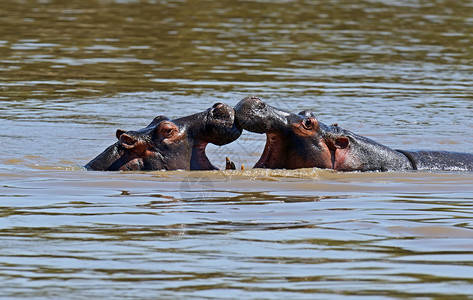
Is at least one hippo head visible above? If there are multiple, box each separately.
[235,97,414,171]
[234,96,349,170]
[85,103,242,171]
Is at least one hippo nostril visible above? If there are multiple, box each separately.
[244,97,265,109]
[211,103,231,119]
[212,109,229,119]
[254,99,265,109]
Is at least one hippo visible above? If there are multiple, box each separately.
[85,103,242,171]
[234,96,473,172]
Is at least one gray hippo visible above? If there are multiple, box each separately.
[85,103,242,171]
[234,96,473,172]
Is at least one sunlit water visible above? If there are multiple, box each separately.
[1,0,473,299]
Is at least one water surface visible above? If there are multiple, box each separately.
[1,0,473,298]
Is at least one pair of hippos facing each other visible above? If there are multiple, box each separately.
[85,97,473,172]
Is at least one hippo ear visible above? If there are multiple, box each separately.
[118,133,138,149]
[116,129,126,140]
[335,137,349,149]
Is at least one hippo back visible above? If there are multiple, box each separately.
[397,150,473,171]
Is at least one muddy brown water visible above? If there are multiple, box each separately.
[1,0,473,298]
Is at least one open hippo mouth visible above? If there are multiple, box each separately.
[234,96,334,169]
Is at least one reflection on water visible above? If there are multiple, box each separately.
[1,0,473,298]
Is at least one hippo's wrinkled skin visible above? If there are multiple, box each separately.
[85,103,242,171]
[235,96,473,172]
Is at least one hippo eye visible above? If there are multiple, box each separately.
[164,128,174,138]
[302,118,312,130]
[156,121,180,140]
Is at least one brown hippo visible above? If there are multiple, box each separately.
[234,96,473,172]
[85,103,242,171]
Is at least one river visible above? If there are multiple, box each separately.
[1,0,473,298]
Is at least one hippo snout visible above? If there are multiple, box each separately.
[234,96,266,114]
[210,102,232,120]
[235,96,289,133]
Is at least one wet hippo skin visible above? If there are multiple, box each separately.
[85,103,242,171]
[234,96,473,172]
